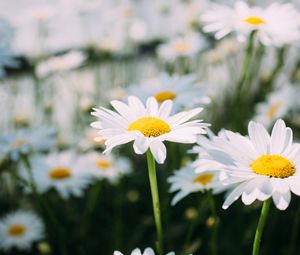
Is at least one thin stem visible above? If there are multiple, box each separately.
[252,199,271,255]
[207,191,218,255]
[146,150,164,255]
[236,30,256,95]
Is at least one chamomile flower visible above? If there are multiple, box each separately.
[254,85,295,128]
[168,163,224,205]
[204,119,300,210]
[125,73,210,111]
[83,152,132,183]
[114,247,175,255]
[20,151,92,199]
[201,2,300,46]
[157,33,206,61]
[0,127,56,161]
[0,210,44,251]
[91,96,209,164]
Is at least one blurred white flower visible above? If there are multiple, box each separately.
[168,163,225,205]
[0,210,44,251]
[157,33,206,61]
[254,85,295,128]
[126,73,210,111]
[0,127,56,161]
[82,152,131,184]
[201,2,300,46]
[20,151,92,199]
[35,51,86,77]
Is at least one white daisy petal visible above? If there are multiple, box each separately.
[150,140,167,164]
[248,121,270,154]
[272,191,291,210]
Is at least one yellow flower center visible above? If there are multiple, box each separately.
[174,41,190,53]
[193,174,213,185]
[244,16,266,25]
[128,117,171,137]
[49,167,71,180]
[7,224,26,237]
[154,91,176,103]
[251,155,295,178]
[267,103,281,118]
[96,159,111,169]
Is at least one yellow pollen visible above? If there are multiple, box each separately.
[244,16,266,25]
[267,103,281,118]
[8,224,26,237]
[193,174,213,185]
[96,159,111,169]
[49,167,71,180]
[154,91,176,103]
[128,117,171,137]
[174,41,190,53]
[251,155,295,178]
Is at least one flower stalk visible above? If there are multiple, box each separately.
[146,150,164,255]
[252,199,271,255]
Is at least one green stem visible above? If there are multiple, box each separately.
[207,191,218,255]
[146,150,164,255]
[252,199,271,255]
[237,30,256,95]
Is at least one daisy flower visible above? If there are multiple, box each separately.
[0,127,56,161]
[114,247,175,255]
[19,151,92,199]
[91,96,209,164]
[157,33,206,61]
[168,163,224,205]
[83,152,132,184]
[204,119,300,210]
[125,73,210,111]
[201,2,300,46]
[0,210,44,251]
[254,85,295,128]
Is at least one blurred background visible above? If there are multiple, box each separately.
[0,0,300,255]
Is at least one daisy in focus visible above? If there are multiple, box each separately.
[91,96,209,164]
[168,163,224,205]
[203,119,300,210]
[157,33,206,61]
[83,152,132,184]
[19,151,92,199]
[125,73,210,111]
[114,247,175,255]
[201,2,300,46]
[0,127,56,161]
[0,210,44,251]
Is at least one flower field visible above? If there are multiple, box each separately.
[0,1,300,255]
